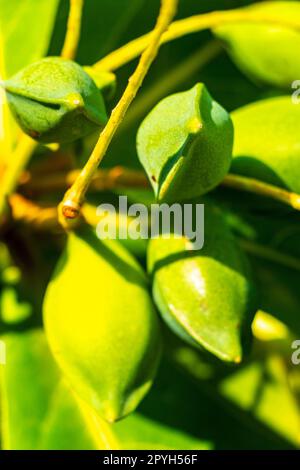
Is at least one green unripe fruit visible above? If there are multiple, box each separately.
[148,205,257,363]
[137,83,233,203]
[231,96,300,193]
[213,2,300,89]
[3,57,107,143]
[43,228,161,422]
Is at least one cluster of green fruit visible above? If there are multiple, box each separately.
[2,0,300,425]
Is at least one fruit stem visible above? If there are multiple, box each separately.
[61,0,84,60]
[59,0,178,229]
[8,195,300,274]
[120,39,222,134]
[93,9,300,72]
[25,162,300,213]
[222,174,300,211]
[22,166,149,195]
[239,239,300,273]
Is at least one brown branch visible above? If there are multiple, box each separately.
[21,166,149,196]
[8,194,59,231]
[22,167,300,213]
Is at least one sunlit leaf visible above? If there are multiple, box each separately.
[213,2,300,88]
[0,0,59,156]
[0,329,107,449]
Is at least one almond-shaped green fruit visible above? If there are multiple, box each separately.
[148,204,257,363]
[2,57,107,143]
[43,228,161,422]
[231,96,300,193]
[213,2,300,88]
[137,83,233,203]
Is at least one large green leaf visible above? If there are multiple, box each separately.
[231,96,300,194]
[0,0,59,79]
[49,0,147,65]
[0,0,59,156]
[114,355,293,450]
[213,2,300,88]
[249,258,300,337]
[0,329,106,450]
[167,336,299,448]
[219,353,300,447]
[221,210,300,336]
[0,248,33,327]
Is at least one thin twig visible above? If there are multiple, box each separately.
[121,40,221,133]
[93,9,300,72]
[61,0,84,60]
[223,174,300,211]
[239,238,300,273]
[22,166,148,195]
[8,194,58,231]
[59,0,178,228]
[0,0,84,218]
[24,165,300,213]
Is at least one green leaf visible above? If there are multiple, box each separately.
[219,354,300,447]
[231,96,300,194]
[113,357,212,450]
[0,0,59,156]
[114,355,293,450]
[37,382,102,450]
[0,285,32,325]
[137,83,233,203]
[168,338,299,448]
[0,247,33,327]
[250,258,300,337]
[0,329,108,450]
[147,203,257,363]
[213,1,300,88]
[0,0,59,79]
[43,227,161,422]
[221,210,300,335]
[75,0,147,63]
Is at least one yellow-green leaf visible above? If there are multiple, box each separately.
[213,2,300,88]
[0,329,107,449]
[231,96,300,194]
[0,0,59,156]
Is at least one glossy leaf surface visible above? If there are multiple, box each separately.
[0,330,102,449]
[0,0,59,156]
[231,96,300,193]
[213,2,300,88]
